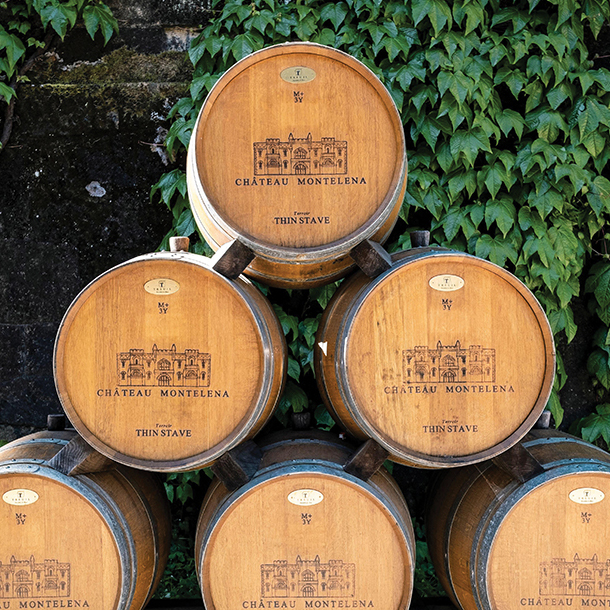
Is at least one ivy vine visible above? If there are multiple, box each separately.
[0,0,118,151]
[148,0,610,599]
[152,0,610,433]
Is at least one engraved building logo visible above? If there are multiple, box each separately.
[539,554,610,597]
[260,555,355,599]
[117,344,211,387]
[254,133,348,176]
[0,556,70,599]
[402,340,496,384]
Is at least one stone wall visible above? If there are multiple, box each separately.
[0,0,210,440]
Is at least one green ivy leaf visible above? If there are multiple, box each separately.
[591,264,610,311]
[497,109,525,140]
[484,197,516,235]
[546,82,572,110]
[295,14,318,40]
[412,0,451,36]
[313,27,336,46]
[494,67,528,98]
[287,357,301,382]
[175,208,196,236]
[555,163,590,193]
[587,176,610,216]
[277,381,309,414]
[549,221,580,267]
[0,28,25,72]
[580,404,610,445]
[481,164,506,200]
[436,206,464,241]
[582,131,606,158]
[248,9,275,35]
[518,207,547,238]
[578,98,602,140]
[549,306,578,342]
[475,234,518,267]
[526,106,567,143]
[231,33,260,61]
[0,81,16,103]
[320,2,349,30]
[309,284,340,309]
[82,3,117,44]
[273,305,299,342]
[450,129,491,167]
[545,390,564,427]
[314,404,335,430]
[150,169,187,207]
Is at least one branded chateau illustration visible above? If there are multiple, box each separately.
[540,554,610,597]
[253,133,348,176]
[117,344,211,387]
[260,555,355,598]
[402,340,496,384]
[0,556,70,599]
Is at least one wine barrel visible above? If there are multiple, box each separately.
[54,251,287,472]
[187,42,407,288]
[426,430,610,610]
[314,247,555,468]
[195,432,416,609]
[0,430,170,609]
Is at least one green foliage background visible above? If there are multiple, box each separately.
[150,0,610,598]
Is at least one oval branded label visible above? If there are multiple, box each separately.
[288,489,324,506]
[144,278,180,295]
[3,489,39,506]
[569,488,605,505]
[280,67,316,84]
[429,274,465,292]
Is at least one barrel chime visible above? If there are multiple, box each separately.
[3,41,603,610]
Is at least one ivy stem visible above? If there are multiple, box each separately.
[1,29,57,154]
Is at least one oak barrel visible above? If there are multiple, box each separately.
[426,430,610,610]
[54,251,287,472]
[0,430,170,609]
[314,247,555,468]
[187,42,407,288]
[195,432,416,609]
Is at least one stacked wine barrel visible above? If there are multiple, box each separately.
[5,40,608,610]
[0,429,171,609]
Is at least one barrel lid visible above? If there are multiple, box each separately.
[188,42,406,260]
[0,469,123,607]
[54,253,281,471]
[337,250,555,466]
[483,470,610,609]
[198,468,413,610]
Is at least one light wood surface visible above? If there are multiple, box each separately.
[54,252,286,471]
[187,42,407,288]
[0,431,171,609]
[426,431,610,610]
[195,433,415,609]
[315,247,555,467]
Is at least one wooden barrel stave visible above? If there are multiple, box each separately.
[195,433,416,610]
[0,431,170,609]
[315,247,555,468]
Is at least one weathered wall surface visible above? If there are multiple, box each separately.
[0,0,210,440]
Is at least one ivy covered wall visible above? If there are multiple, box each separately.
[153,0,610,442]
